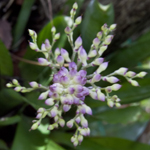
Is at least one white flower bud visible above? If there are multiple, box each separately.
[96,62,108,73]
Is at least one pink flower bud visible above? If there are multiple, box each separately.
[38,91,49,100]
[78,135,83,143]
[64,26,71,34]
[38,58,50,66]
[91,73,101,83]
[50,107,58,117]
[93,38,100,46]
[88,50,97,58]
[129,79,139,86]
[45,39,51,51]
[61,48,71,62]
[29,81,38,88]
[36,113,42,119]
[92,58,104,65]
[75,37,82,49]
[97,89,105,101]
[63,104,71,112]
[80,115,88,128]
[37,108,45,113]
[96,62,108,73]
[78,46,87,65]
[59,119,65,127]
[125,71,136,77]
[67,119,74,128]
[111,84,122,91]
[57,55,64,66]
[54,48,60,57]
[75,117,81,123]
[115,67,128,75]
[45,98,54,106]
[103,76,119,83]
[97,31,102,39]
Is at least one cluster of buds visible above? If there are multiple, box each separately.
[6,2,147,147]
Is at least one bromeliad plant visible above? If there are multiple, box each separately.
[7,2,147,147]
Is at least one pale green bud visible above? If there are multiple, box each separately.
[54,33,60,40]
[6,83,13,87]
[12,79,19,85]
[31,122,39,130]
[136,72,147,78]
[109,24,117,31]
[129,79,139,86]
[51,26,56,34]
[73,2,78,9]
[75,16,82,25]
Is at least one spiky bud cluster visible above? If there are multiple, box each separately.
[6,2,147,147]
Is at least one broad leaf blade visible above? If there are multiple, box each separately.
[0,41,13,76]
[81,0,114,51]
[13,0,35,45]
[11,116,65,150]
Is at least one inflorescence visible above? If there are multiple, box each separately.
[6,2,147,147]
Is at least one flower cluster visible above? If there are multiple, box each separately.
[6,2,147,147]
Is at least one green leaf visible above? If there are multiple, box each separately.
[114,77,150,104]
[107,31,150,73]
[0,89,23,116]
[0,115,20,126]
[11,116,65,150]
[0,139,9,150]
[103,121,148,140]
[81,0,114,51]
[50,132,150,150]
[93,106,142,124]
[13,0,35,45]
[0,40,13,76]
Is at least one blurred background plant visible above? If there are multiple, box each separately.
[0,0,150,149]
